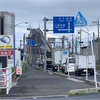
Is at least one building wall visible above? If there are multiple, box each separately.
[93,40,100,65]
[81,40,100,65]
[0,11,15,35]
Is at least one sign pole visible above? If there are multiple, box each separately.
[23,34,25,57]
[43,17,47,72]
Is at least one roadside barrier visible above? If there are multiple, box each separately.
[0,67,12,94]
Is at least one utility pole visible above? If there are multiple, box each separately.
[75,38,77,54]
[23,34,25,49]
[43,17,47,72]
[93,32,95,41]
[92,17,100,64]
[67,38,70,56]
[23,34,25,57]
[72,35,74,56]
[62,36,65,48]
[20,40,22,50]
[97,17,100,65]
[78,29,82,54]
[43,17,52,72]
[97,17,99,39]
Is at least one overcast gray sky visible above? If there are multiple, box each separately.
[0,0,99,47]
[0,0,99,24]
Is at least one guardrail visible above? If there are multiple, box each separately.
[0,67,12,94]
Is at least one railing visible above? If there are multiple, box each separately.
[0,67,12,94]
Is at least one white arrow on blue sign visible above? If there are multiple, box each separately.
[53,16,74,33]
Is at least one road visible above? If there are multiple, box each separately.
[1,94,100,100]
[72,70,100,82]
[0,66,94,98]
[0,67,99,99]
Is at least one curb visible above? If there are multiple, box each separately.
[53,72,69,78]
[84,79,100,87]
[53,72,100,86]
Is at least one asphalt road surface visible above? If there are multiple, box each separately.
[0,66,94,98]
[1,94,100,100]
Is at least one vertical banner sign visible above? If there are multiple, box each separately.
[2,70,6,87]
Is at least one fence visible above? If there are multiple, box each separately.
[0,67,12,94]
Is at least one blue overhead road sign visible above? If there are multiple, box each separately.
[53,16,74,33]
[27,39,38,46]
[74,11,87,26]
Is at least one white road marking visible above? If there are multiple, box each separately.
[33,95,68,98]
[48,70,53,74]
[96,72,100,75]
[67,77,84,82]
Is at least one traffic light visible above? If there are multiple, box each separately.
[77,41,83,44]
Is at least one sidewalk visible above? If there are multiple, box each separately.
[2,65,94,97]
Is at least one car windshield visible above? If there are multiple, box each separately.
[69,58,75,63]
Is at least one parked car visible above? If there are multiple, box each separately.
[52,64,62,72]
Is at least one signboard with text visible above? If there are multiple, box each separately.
[0,50,14,56]
[0,35,13,49]
[53,16,74,33]
[27,39,38,46]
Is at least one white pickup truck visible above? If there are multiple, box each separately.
[61,57,75,74]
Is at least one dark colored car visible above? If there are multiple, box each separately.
[52,64,62,72]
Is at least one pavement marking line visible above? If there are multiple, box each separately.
[48,70,53,74]
[33,97,38,99]
[11,81,18,87]
[0,95,68,99]
[74,76,83,79]
[32,95,68,99]
[67,77,84,82]
[96,72,100,75]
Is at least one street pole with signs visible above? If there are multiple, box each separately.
[43,16,74,73]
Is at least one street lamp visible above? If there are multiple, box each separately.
[14,22,28,48]
[84,27,89,81]
[80,29,97,89]
[15,22,28,27]
[77,26,89,80]
[14,22,28,67]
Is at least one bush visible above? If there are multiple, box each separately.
[67,88,98,96]
[22,66,27,72]
[0,89,6,95]
[35,66,43,71]
[96,65,100,70]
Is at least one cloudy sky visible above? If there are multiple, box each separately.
[0,0,100,47]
